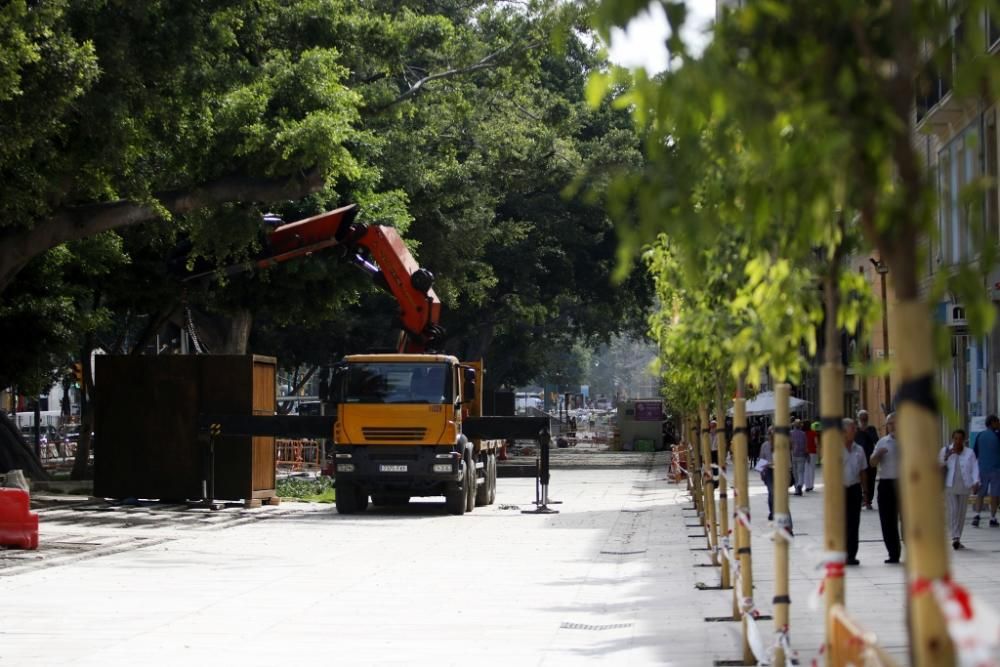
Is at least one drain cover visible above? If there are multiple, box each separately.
[560,622,633,631]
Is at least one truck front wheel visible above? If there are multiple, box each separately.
[336,481,360,515]
[445,462,467,515]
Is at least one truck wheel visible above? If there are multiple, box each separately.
[487,453,497,505]
[445,462,467,515]
[464,454,476,513]
[475,454,490,507]
[336,481,359,514]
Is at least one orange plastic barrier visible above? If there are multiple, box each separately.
[0,488,39,550]
[828,604,897,667]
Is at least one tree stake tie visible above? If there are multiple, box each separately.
[773,512,794,543]
[910,574,1000,667]
[809,552,846,610]
[769,624,798,667]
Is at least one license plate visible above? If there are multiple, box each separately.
[379,464,408,472]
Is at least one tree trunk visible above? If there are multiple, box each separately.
[716,386,732,592]
[220,308,253,354]
[699,404,719,563]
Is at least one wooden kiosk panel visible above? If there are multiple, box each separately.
[95,355,277,503]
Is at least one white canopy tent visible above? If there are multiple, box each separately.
[727,390,809,417]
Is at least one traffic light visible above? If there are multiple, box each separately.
[72,363,83,387]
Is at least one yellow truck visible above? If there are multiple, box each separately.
[331,356,499,515]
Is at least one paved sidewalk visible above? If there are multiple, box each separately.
[2,458,998,665]
[701,463,1000,665]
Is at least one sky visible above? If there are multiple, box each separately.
[606,0,717,72]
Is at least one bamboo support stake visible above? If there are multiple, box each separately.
[773,384,792,666]
[717,392,732,590]
[733,397,755,665]
[820,363,845,664]
[690,416,705,523]
[894,301,954,666]
[700,404,718,563]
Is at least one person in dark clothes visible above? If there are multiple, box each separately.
[869,412,901,563]
[855,410,879,509]
[842,418,869,566]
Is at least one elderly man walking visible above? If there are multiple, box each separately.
[790,420,808,496]
[940,428,980,550]
[870,413,901,564]
[842,418,869,566]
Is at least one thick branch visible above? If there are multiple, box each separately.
[371,41,541,112]
[0,168,326,293]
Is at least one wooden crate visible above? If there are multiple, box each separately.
[94,355,277,503]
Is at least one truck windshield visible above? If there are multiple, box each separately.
[343,362,451,404]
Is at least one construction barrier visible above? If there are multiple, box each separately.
[826,604,897,667]
[275,438,323,472]
[0,487,39,550]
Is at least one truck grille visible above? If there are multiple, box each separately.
[361,427,427,442]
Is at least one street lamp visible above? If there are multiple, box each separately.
[870,257,891,413]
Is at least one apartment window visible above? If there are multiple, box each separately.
[986,110,999,243]
[938,121,982,265]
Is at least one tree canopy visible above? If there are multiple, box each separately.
[0,0,652,391]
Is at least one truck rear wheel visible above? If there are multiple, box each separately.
[487,453,497,505]
[445,462,467,515]
[475,454,490,507]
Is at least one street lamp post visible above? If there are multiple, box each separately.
[870,257,891,413]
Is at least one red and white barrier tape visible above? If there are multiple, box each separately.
[809,551,846,611]
[735,508,752,531]
[910,575,1000,667]
[741,596,768,663]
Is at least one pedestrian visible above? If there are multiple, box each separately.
[842,418,869,566]
[972,414,1000,528]
[758,426,775,521]
[790,419,808,496]
[855,410,879,510]
[804,420,819,491]
[749,422,761,468]
[869,412,901,564]
[940,428,979,550]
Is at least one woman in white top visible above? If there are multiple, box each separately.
[940,428,981,550]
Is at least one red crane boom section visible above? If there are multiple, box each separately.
[265,204,442,353]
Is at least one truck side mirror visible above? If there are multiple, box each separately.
[326,365,347,406]
[462,367,477,404]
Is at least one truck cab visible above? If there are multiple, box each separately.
[332,354,498,515]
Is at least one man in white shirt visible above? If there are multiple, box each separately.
[940,428,980,550]
[842,418,869,566]
[869,413,901,564]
